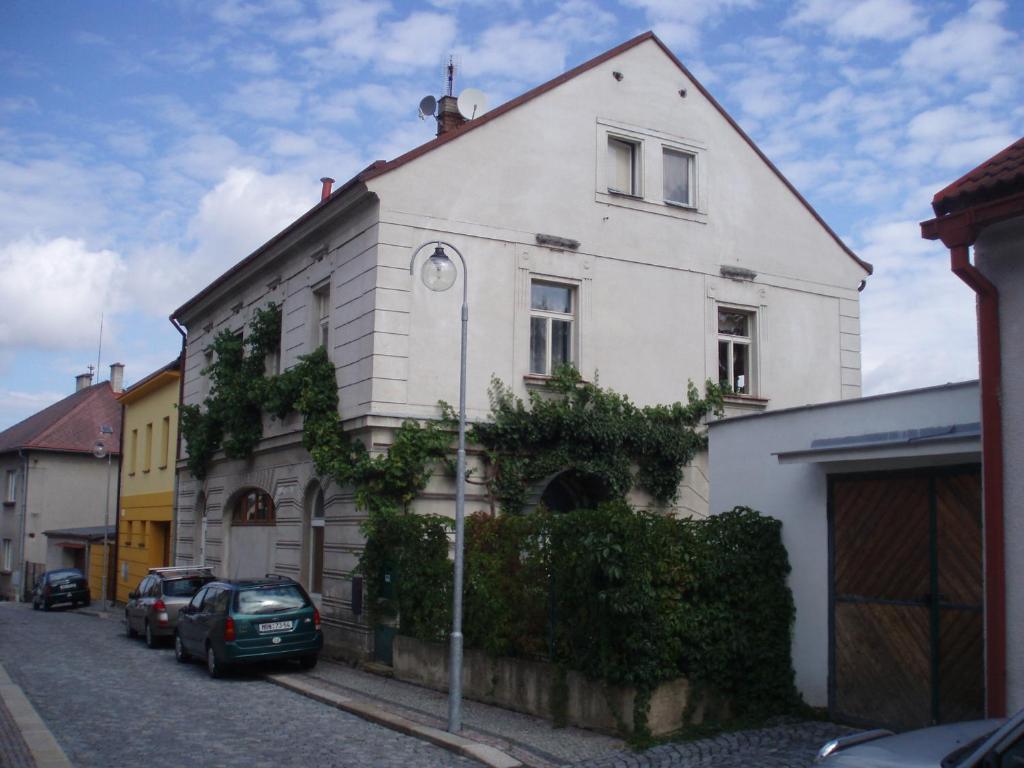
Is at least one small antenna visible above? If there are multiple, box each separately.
[95,311,104,381]
[443,54,461,97]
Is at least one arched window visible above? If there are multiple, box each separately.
[232,488,275,525]
[310,487,325,596]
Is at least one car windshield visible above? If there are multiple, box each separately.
[48,569,82,581]
[163,577,212,597]
[235,585,308,615]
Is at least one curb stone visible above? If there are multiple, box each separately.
[0,661,73,768]
[267,672,522,768]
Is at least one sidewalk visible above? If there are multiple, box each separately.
[0,662,72,768]
[267,659,625,768]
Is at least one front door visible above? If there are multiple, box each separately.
[829,466,983,730]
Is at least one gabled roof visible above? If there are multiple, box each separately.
[172,31,869,321]
[932,137,1024,217]
[118,358,181,406]
[0,382,122,456]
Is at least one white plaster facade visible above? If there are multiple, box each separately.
[172,34,869,659]
[708,381,980,708]
[974,217,1024,712]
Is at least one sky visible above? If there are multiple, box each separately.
[0,0,1021,431]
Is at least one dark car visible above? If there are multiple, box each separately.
[125,566,217,648]
[816,707,1024,767]
[32,568,90,610]
[174,576,322,678]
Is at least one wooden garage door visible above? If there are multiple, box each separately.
[830,466,983,730]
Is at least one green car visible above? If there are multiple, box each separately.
[174,576,322,677]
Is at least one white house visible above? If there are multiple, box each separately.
[171,32,871,659]
[922,135,1024,717]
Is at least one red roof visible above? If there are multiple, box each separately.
[932,137,1024,217]
[0,382,122,455]
[173,31,869,321]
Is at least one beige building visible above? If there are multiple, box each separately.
[114,360,181,603]
[171,32,871,659]
[0,366,123,601]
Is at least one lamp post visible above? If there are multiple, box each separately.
[409,240,468,734]
[93,425,114,610]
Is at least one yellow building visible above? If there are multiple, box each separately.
[114,360,181,603]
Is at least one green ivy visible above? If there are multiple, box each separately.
[472,366,725,513]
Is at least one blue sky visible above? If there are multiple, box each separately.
[1,0,1021,430]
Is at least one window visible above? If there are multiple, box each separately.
[1,539,11,571]
[143,423,153,472]
[530,281,576,376]
[129,429,138,475]
[310,487,325,596]
[313,282,331,354]
[663,148,694,207]
[265,307,282,376]
[607,137,639,195]
[718,308,754,395]
[159,416,170,469]
[232,488,275,525]
[4,470,15,504]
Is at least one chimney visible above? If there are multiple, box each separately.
[320,177,334,201]
[436,95,465,136]
[109,362,124,394]
[76,372,94,392]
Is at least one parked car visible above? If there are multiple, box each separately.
[31,568,90,611]
[816,707,1024,767]
[125,566,216,648]
[174,575,322,678]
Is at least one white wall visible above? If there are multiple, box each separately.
[975,216,1024,712]
[708,381,979,706]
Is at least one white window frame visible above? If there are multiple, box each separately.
[662,146,696,208]
[717,306,756,396]
[607,135,641,196]
[309,487,325,603]
[312,281,331,356]
[4,470,15,503]
[529,279,577,376]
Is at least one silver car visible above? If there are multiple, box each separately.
[816,707,1024,767]
[125,566,216,648]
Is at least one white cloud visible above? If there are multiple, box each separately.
[857,220,978,394]
[622,0,757,50]
[227,78,305,121]
[791,0,927,41]
[0,237,124,349]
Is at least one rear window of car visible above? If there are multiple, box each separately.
[235,585,309,615]
[48,569,82,581]
[162,577,213,597]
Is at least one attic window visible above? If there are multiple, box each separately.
[607,137,639,196]
[663,148,694,207]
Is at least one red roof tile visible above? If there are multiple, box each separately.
[932,137,1024,217]
[0,382,122,455]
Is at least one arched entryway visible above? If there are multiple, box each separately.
[539,469,611,513]
[223,487,275,579]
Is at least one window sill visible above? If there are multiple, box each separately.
[523,373,591,388]
[721,394,769,414]
[3,501,14,508]
[595,190,707,223]
[664,199,697,210]
[231,520,277,527]
[606,189,643,200]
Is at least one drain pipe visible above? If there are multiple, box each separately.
[921,215,1007,718]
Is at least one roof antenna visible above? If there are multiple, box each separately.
[95,311,104,383]
[445,54,457,97]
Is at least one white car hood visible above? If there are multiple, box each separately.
[824,719,1001,767]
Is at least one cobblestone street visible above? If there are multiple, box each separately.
[0,603,479,768]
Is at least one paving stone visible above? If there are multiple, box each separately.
[0,603,479,768]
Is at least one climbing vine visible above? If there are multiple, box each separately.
[472,365,725,513]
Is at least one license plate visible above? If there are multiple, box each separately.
[60,584,75,591]
[258,621,293,633]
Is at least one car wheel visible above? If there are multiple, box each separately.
[41,600,49,612]
[145,622,157,649]
[174,633,189,663]
[206,645,224,678]
[299,654,318,670]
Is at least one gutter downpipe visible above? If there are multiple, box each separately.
[922,212,1006,718]
[170,316,187,566]
[16,449,29,602]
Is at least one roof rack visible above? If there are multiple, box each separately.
[149,565,215,576]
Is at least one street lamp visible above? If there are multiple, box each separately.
[409,240,468,734]
[93,425,114,610]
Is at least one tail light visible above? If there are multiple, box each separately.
[313,607,321,631]
[154,599,169,626]
[224,616,236,642]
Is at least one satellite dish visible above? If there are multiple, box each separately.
[418,95,437,119]
[457,88,487,120]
